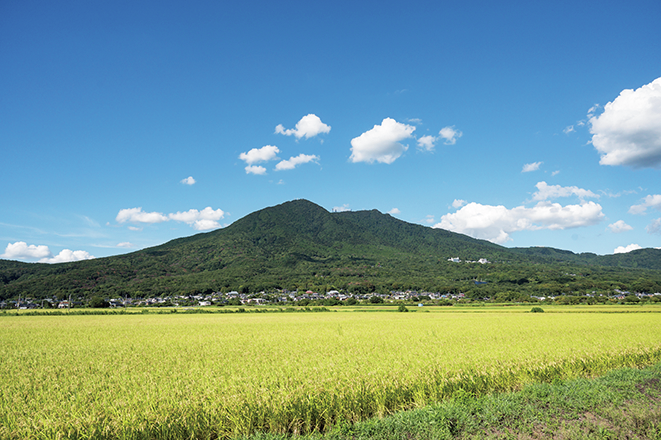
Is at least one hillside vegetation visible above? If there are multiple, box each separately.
[1,199,661,301]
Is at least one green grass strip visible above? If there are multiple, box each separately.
[239,362,661,440]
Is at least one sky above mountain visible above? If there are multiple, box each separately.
[2,0,661,263]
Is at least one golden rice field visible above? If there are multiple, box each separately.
[2,306,661,439]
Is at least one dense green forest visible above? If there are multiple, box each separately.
[1,200,661,302]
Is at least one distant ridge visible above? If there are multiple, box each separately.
[1,199,661,300]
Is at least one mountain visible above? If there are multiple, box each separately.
[1,199,661,300]
[509,246,661,270]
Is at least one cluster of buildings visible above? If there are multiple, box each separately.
[2,289,467,309]
[448,257,490,264]
[3,286,660,310]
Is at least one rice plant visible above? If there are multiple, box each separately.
[1,309,660,439]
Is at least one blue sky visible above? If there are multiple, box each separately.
[2,0,661,263]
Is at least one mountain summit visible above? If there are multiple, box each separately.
[1,199,660,300]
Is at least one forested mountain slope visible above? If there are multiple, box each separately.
[1,200,660,300]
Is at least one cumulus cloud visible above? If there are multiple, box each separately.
[117,206,225,231]
[522,162,543,173]
[532,181,599,202]
[439,126,462,145]
[563,125,575,134]
[452,199,467,209]
[608,220,633,233]
[117,242,134,248]
[614,244,643,254]
[40,249,95,264]
[239,145,279,174]
[388,208,401,215]
[245,165,267,175]
[168,207,225,231]
[589,77,661,168]
[333,204,350,212]
[275,154,319,171]
[275,114,331,139]
[116,208,168,224]
[350,118,415,164]
[239,145,279,164]
[417,135,437,152]
[180,176,196,185]
[1,241,94,263]
[434,200,604,244]
[1,241,51,260]
[629,194,661,215]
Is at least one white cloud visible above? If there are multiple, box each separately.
[239,145,280,175]
[275,114,331,139]
[439,126,462,145]
[350,118,415,164]
[168,207,225,231]
[614,244,643,254]
[423,215,435,224]
[452,199,467,209]
[192,219,221,231]
[522,162,543,173]
[128,226,142,231]
[40,249,95,263]
[434,200,604,244]
[532,181,599,202]
[116,208,169,224]
[333,204,351,212]
[180,176,196,185]
[551,170,561,176]
[1,241,51,260]
[629,194,661,215]
[245,165,267,175]
[239,145,279,165]
[587,105,600,118]
[117,206,225,230]
[388,208,401,215]
[417,135,437,152]
[608,220,633,233]
[275,154,319,171]
[589,77,661,168]
[117,242,134,248]
[1,241,94,263]
[646,218,661,234]
[563,125,575,134]
[601,189,638,198]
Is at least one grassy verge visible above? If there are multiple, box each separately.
[240,362,661,440]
